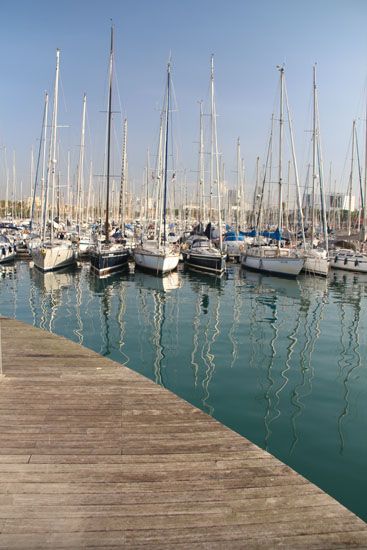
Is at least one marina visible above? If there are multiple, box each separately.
[0,314,366,547]
[1,259,367,530]
[1,1,367,546]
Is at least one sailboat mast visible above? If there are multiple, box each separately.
[363,96,367,242]
[162,61,171,246]
[209,54,214,227]
[76,93,87,232]
[284,76,306,247]
[211,55,223,251]
[105,27,113,245]
[236,138,241,232]
[41,50,59,243]
[198,101,205,226]
[50,49,60,244]
[311,64,317,246]
[348,120,356,237]
[119,118,128,231]
[30,92,48,230]
[277,66,284,249]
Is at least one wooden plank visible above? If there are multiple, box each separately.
[0,316,366,548]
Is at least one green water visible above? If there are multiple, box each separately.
[1,261,367,521]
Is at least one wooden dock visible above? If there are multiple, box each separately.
[0,316,366,548]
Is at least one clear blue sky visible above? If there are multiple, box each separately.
[0,0,366,201]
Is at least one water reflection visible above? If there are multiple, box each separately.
[134,269,182,293]
[330,272,364,454]
[289,279,327,454]
[134,270,181,386]
[88,270,130,358]
[30,267,76,332]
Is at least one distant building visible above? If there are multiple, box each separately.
[303,193,355,212]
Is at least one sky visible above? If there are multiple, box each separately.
[0,0,366,204]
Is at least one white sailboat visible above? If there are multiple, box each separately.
[241,67,304,277]
[331,108,367,273]
[133,61,179,276]
[331,248,367,273]
[32,49,77,272]
[224,138,246,261]
[302,65,330,277]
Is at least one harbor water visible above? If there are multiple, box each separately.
[1,260,367,521]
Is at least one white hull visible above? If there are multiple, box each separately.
[303,250,330,277]
[331,250,367,273]
[0,248,16,264]
[32,243,76,272]
[241,246,304,277]
[134,246,180,274]
[224,239,244,259]
[78,239,93,257]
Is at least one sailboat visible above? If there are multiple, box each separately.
[133,61,180,275]
[331,115,367,273]
[302,65,330,277]
[32,49,77,272]
[223,138,246,261]
[90,27,130,277]
[241,67,304,277]
[182,55,226,275]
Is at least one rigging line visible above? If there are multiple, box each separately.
[338,124,354,195]
[85,106,94,165]
[354,126,364,210]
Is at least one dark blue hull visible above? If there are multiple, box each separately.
[90,249,130,277]
[183,252,226,275]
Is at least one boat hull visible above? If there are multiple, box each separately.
[303,252,330,277]
[183,251,226,275]
[241,249,304,277]
[32,244,76,272]
[133,247,180,275]
[331,251,367,273]
[0,249,16,264]
[224,239,244,261]
[90,248,130,277]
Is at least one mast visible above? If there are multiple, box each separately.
[277,66,284,250]
[105,27,113,245]
[348,120,356,237]
[253,156,260,227]
[76,93,87,232]
[162,61,171,246]
[119,118,128,232]
[30,92,48,230]
[49,48,60,244]
[12,151,16,220]
[4,148,9,220]
[145,149,150,223]
[40,93,49,228]
[209,55,214,227]
[311,64,317,246]
[66,151,70,222]
[29,148,34,218]
[314,66,329,252]
[86,160,93,224]
[211,55,223,251]
[363,96,367,242]
[284,75,306,247]
[198,101,205,226]
[236,137,241,233]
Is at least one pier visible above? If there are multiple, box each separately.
[0,316,366,548]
